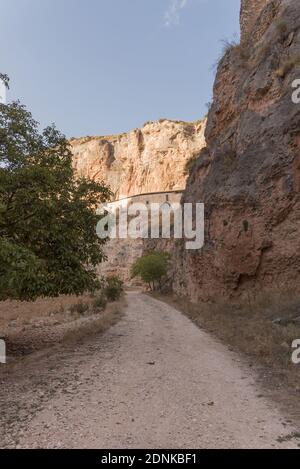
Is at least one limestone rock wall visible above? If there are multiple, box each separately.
[240,0,274,42]
[71,120,206,283]
[98,192,183,283]
[173,0,300,303]
[71,119,206,199]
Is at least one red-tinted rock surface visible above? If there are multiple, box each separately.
[173,0,300,302]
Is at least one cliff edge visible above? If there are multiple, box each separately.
[174,0,300,302]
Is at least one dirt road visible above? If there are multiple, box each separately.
[1,291,299,448]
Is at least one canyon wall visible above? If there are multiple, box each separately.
[173,0,300,303]
[71,119,206,282]
[98,191,183,283]
[71,119,206,199]
[71,0,300,300]
[240,0,275,42]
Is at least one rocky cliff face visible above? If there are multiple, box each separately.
[71,119,206,283]
[71,119,206,199]
[173,0,300,303]
[240,0,274,42]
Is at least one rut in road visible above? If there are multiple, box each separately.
[1,291,298,448]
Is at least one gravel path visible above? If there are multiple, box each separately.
[1,291,298,448]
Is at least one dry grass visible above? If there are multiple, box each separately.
[62,296,126,344]
[0,293,127,359]
[0,294,93,330]
[69,300,90,316]
[153,291,300,395]
[215,39,250,71]
[276,56,300,78]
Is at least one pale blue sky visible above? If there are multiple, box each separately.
[0,0,240,137]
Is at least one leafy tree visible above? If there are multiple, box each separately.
[0,76,112,300]
[131,251,170,291]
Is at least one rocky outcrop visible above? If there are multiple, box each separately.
[173,0,300,303]
[97,191,183,283]
[71,119,206,199]
[240,0,275,43]
[71,120,206,283]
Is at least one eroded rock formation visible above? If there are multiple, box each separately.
[71,1,300,300]
[173,0,300,302]
[240,0,275,42]
[71,119,206,282]
[71,119,206,199]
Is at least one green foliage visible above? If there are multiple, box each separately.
[0,238,46,300]
[131,251,170,290]
[93,293,107,310]
[104,275,124,301]
[0,75,112,301]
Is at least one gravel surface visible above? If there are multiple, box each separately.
[0,291,299,449]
